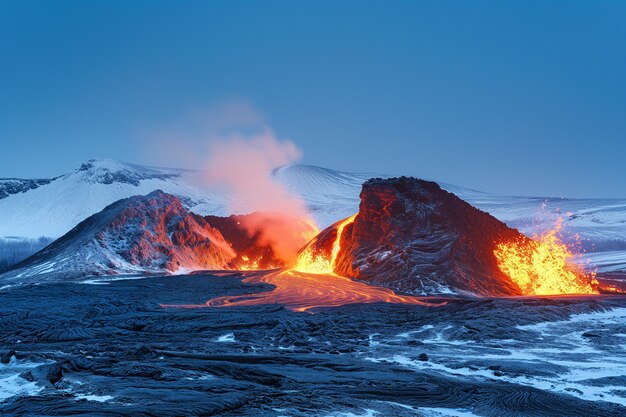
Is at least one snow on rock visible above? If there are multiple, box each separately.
[0,359,46,402]
[0,178,53,199]
[1,191,237,282]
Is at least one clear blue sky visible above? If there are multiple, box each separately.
[0,1,624,198]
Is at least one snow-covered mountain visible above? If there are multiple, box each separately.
[0,159,230,240]
[0,159,368,241]
[1,158,625,272]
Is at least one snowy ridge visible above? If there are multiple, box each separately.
[0,159,231,240]
[74,159,178,185]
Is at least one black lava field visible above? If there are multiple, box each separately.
[2,272,626,417]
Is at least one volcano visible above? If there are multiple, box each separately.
[297,177,531,296]
[1,191,312,282]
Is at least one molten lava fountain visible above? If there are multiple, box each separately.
[292,214,357,274]
[494,219,598,295]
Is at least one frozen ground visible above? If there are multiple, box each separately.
[1,272,626,416]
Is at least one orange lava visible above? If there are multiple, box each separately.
[176,269,444,313]
[494,219,598,295]
[237,256,261,270]
[292,214,357,274]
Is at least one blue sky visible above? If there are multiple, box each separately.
[0,1,624,198]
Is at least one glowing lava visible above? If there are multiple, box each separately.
[238,256,261,270]
[292,214,357,274]
[175,269,444,313]
[494,219,598,295]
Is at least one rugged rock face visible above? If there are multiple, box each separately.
[318,177,527,295]
[1,191,290,282]
[93,191,236,272]
[0,178,53,199]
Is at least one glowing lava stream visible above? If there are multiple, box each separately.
[291,214,357,275]
[179,269,443,313]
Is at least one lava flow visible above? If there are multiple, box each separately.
[494,219,599,295]
[181,269,443,313]
[292,214,357,275]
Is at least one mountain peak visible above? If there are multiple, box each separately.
[78,158,130,172]
[75,159,178,186]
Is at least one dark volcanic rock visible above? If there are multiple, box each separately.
[22,362,65,385]
[1,275,625,416]
[1,349,16,364]
[327,177,527,295]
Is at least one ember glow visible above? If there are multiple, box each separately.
[237,213,319,265]
[238,256,260,270]
[205,133,318,266]
[292,214,357,275]
[494,219,598,295]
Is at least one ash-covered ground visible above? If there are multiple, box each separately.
[1,272,626,416]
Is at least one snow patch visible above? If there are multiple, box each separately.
[324,410,377,417]
[217,333,236,343]
[0,359,47,402]
[75,393,114,402]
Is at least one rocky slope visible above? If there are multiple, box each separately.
[308,177,528,296]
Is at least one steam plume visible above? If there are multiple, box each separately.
[205,127,317,263]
